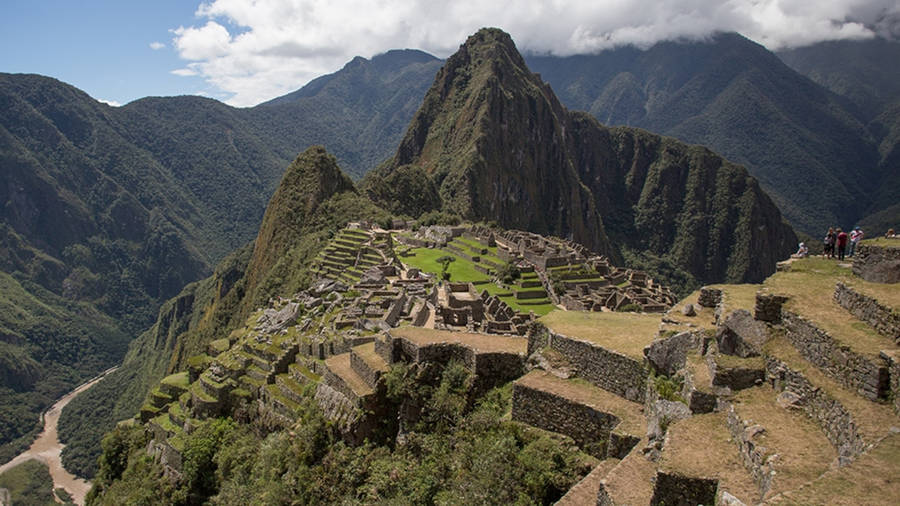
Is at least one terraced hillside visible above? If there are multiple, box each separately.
[89,233,899,505]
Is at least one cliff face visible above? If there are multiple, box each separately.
[365,28,796,286]
[366,29,611,256]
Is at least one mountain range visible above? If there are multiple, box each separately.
[1,27,897,478]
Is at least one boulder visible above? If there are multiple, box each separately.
[644,331,698,376]
[681,303,696,316]
[716,309,770,357]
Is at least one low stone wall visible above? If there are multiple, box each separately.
[649,472,718,506]
[834,282,900,344]
[782,312,889,400]
[708,354,765,391]
[511,382,620,458]
[764,356,865,462]
[381,332,525,393]
[853,244,900,283]
[698,287,723,308]
[724,402,773,499]
[755,293,788,323]
[545,331,648,403]
[883,350,900,416]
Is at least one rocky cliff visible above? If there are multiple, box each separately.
[365,28,796,287]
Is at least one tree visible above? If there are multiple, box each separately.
[436,256,455,281]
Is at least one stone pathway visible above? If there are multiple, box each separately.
[0,367,117,505]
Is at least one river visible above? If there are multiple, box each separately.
[0,367,118,505]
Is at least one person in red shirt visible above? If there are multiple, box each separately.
[836,228,849,261]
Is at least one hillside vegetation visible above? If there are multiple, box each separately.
[365,28,796,290]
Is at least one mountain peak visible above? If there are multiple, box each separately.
[364,28,796,284]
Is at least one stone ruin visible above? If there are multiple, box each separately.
[433,281,534,335]
[468,225,676,313]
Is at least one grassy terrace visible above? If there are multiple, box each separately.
[454,235,498,256]
[844,276,900,313]
[659,412,759,504]
[774,433,900,505]
[763,258,896,358]
[539,311,661,360]
[732,386,835,495]
[481,281,556,316]
[860,237,900,248]
[400,247,491,282]
[161,371,190,390]
[762,337,898,441]
[391,326,528,355]
[400,245,556,316]
[517,370,645,435]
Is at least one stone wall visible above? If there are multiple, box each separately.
[754,293,788,323]
[852,244,900,283]
[511,382,620,458]
[781,312,889,400]
[649,472,718,506]
[724,402,772,499]
[883,350,900,416]
[764,356,865,462]
[381,332,525,394]
[544,330,648,402]
[834,282,900,344]
[698,287,722,308]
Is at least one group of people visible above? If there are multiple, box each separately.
[792,226,865,260]
[823,226,864,260]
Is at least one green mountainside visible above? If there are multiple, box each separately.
[526,33,885,236]
[0,51,439,464]
[58,147,389,477]
[3,27,893,487]
[365,28,796,288]
[777,38,900,235]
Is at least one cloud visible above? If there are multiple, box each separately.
[171,67,199,76]
[149,41,165,50]
[171,0,899,106]
[98,99,122,107]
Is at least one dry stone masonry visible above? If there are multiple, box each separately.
[134,225,899,504]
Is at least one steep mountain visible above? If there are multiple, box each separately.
[57,147,389,477]
[777,38,900,121]
[525,33,879,236]
[365,28,796,288]
[777,38,900,234]
[0,51,438,463]
[249,49,442,179]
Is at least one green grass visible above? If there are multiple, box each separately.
[539,311,661,360]
[763,257,894,357]
[860,237,900,248]
[400,248,492,282]
[0,459,55,505]
[161,372,190,390]
[480,283,556,316]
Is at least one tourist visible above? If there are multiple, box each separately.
[888,228,896,238]
[823,227,836,258]
[792,242,809,258]
[848,227,863,257]
[836,228,848,261]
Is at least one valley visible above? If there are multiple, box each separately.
[0,366,116,505]
[1,16,899,506]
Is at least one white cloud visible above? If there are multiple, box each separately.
[98,98,122,107]
[171,67,199,76]
[170,0,900,106]
[150,41,165,50]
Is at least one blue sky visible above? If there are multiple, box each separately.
[1,1,896,107]
[0,1,211,105]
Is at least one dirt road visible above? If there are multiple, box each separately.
[0,367,118,505]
